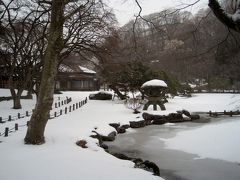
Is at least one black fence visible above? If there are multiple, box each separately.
[0,97,88,137]
[0,97,71,124]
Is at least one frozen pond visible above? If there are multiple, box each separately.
[106,117,240,180]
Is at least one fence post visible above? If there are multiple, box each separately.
[73,104,75,111]
[4,127,9,137]
[0,117,3,123]
[85,97,87,103]
[64,100,67,104]
[69,106,72,112]
[8,115,11,121]
[55,103,57,108]
[60,110,62,116]
[79,101,81,107]
[65,107,68,114]
[54,112,57,117]
[18,113,21,119]
[76,103,78,109]
[62,101,63,106]
[15,123,18,131]
[26,111,29,117]
[58,102,60,107]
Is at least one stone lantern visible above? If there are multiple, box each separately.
[141,79,168,111]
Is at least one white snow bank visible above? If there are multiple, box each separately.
[0,90,162,180]
[141,79,168,88]
[161,118,240,163]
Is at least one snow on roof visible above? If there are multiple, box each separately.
[58,64,74,72]
[79,66,96,74]
[141,79,168,88]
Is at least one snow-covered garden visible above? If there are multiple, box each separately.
[1,89,240,180]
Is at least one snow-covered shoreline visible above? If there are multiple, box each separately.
[1,90,240,180]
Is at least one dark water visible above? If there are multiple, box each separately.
[106,120,240,180]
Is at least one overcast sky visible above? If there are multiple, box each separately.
[105,0,209,26]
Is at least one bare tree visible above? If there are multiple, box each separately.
[0,0,49,109]
[24,0,115,144]
[208,0,240,32]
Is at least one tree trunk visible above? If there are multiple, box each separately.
[10,88,23,109]
[13,95,22,109]
[109,84,127,100]
[24,0,65,145]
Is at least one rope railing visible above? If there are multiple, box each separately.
[0,97,88,137]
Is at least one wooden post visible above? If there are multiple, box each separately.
[76,103,78,109]
[65,107,67,114]
[62,101,63,105]
[64,100,66,104]
[4,127,9,137]
[85,97,87,103]
[73,104,75,111]
[58,102,60,107]
[0,117,3,123]
[55,103,57,108]
[69,106,72,112]
[8,115,11,121]
[15,123,18,131]
[79,101,81,107]
[18,113,21,119]
[60,110,62,115]
[26,111,29,117]
[54,112,57,117]
[209,111,212,117]
[224,110,226,115]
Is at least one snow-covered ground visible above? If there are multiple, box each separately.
[1,90,240,180]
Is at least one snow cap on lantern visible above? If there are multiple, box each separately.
[141,79,168,89]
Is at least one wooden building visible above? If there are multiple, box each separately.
[56,64,99,91]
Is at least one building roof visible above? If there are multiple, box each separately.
[58,64,96,74]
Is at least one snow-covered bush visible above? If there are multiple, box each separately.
[124,98,145,114]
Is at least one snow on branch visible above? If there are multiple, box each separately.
[209,0,240,32]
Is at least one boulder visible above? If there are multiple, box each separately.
[182,109,191,117]
[130,120,146,128]
[76,140,88,148]
[117,127,126,134]
[190,114,200,120]
[134,160,160,176]
[90,130,116,142]
[100,143,108,149]
[152,118,167,125]
[101,131,116,141]
[121,124,130,129]
[109,123,120,130]
[111,153,132,161]
[142,113,155,120]
[89,92,112,100]
[166,113,184,123]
